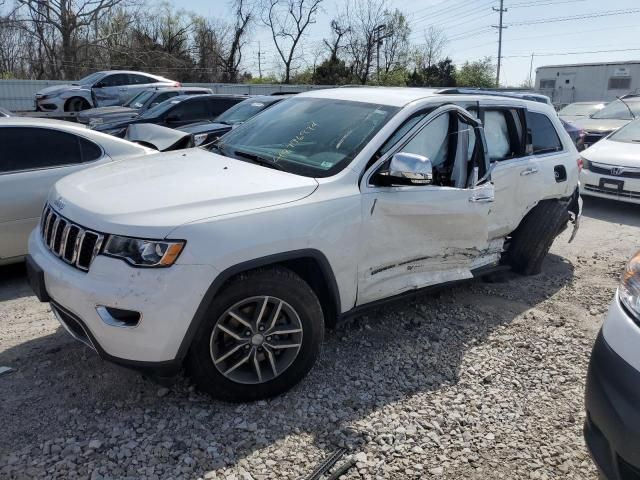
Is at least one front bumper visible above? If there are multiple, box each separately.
[581,168,640,204]
[35,97,64,113]
[27,229,218,370]
[585,329,640,479]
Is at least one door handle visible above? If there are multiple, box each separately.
[520,167,539,176]
[469,195,494,203]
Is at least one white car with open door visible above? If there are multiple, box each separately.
[25,88,580,402]
[0,118,152,265]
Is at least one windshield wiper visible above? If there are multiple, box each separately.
[233,149,284,171]
[617,96,636,119]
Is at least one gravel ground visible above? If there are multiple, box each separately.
[1,196,639,480]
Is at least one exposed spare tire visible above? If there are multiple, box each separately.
[507,199,570,275]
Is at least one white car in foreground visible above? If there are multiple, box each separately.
[581,119,640,204]
[26,88,581,402]
[585,251,640,479]
[0,118,152,265]
[35,71,179,113]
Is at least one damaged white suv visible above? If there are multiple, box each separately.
[26,88,581,401]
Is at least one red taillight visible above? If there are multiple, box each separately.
[577,157,584,171]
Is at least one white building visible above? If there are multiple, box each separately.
[535,60,640,105]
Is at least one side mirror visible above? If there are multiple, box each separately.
[388,152,433,185]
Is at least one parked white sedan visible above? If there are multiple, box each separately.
[581,119,640,204]
[0,118,152,265]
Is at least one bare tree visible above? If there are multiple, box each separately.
[323,19,348,61]
[380,9,410,74]
[17,0,135,79]
[263,0,323,83]
[416,26,447,70]
[342,0,387,84]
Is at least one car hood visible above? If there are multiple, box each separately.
[559,115,586,123]
[570,117,630,133]
[178,122,231,135]
[36,84,89,96]
[51,148,319,238]
[582,138,640,168]
[79,106,138,119]
[94,116,148,132]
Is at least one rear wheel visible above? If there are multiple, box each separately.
[65,97,90,112]
[186,267,324,402]
[507,200,570,275]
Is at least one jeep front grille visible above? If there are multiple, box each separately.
[40,205,104,271]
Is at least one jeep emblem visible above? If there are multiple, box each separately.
[53,197,66,210]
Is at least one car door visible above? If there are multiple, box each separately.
[0,127,106,261]
[92,73,130,107]
[480,106,531,239]
[163,98,211,127]
[357,105,496,305]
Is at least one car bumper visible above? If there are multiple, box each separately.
[585,319,640,479]
[27,229,218,371]
[35,97,64,113]
[580,168,640,204]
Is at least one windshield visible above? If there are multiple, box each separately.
[77,72,105,86]
[559,103,604,117]
[591,99,640,120]
[216,99,277,124]
[124,90,155,109]
[609,119,640,143]
[139,97,183,119]
[214,97,399,177]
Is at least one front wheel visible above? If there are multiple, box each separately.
[65,97,90,112]
[186,267,324,402]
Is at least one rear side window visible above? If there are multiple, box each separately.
[526,111,563,154]
[153,92,178,105]
[210,98,244,116]
[0,127,101,173]
[100,73,129,87]
[172,99,210,121]
[128,74,156,85]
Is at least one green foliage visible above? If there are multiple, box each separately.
[375,68,408,86]
[312,57,353,85]
[406,58,456,87]
[245,75,281,84]
[455,57,496,88]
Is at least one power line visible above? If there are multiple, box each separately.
[507,8,640,26]
[502,47,640,58]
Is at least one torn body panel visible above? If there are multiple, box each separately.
[357,183,494,305]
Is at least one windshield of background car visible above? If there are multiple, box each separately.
[125,90,155,109]
[591,99,640,120]
[216,97,399,177]
[216,99,276,124]
[609,119,640,143]
[139,97,183,119]
[559,103,604,116]
[78,72,105,86]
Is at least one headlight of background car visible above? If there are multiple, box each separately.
[103,235,185,267]
[193,133,209,146]
[620,251,640,319]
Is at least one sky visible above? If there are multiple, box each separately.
[170,0,640,86]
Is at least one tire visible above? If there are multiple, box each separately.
[65,97,90,112]
[507,200,570,276]
[186,267,324,402]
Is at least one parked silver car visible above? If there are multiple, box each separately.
[0,118,153,265]
[558,101,605,123]
[34,71,179,113]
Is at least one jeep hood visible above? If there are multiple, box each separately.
[582,138,640,168]
[51,148,319,238]
[570,117,630,133]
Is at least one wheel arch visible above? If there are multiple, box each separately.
[174,249,341,362]
[64,96,91,112]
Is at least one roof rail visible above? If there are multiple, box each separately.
[437,88,552,105]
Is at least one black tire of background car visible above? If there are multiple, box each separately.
[186,267,324,402]
[507,199,570,276]
[65,97,90,112]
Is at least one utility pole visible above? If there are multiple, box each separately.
[528,52,535,88]
[374,24,386,84]
[258,42,263,79]
[492,0,507,87]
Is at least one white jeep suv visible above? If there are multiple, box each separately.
[26,88,581,401]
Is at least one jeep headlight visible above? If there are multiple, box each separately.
[103,235,185,267]
[620,251,640,319]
